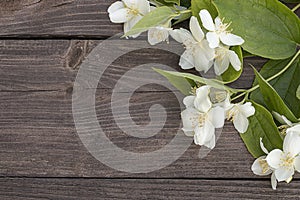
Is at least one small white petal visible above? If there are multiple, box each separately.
[109,8,130,23]
[220,32,244,46]
[170,28,194,44]
[214,54,230,76]
[201,39,215,61]
[123,0,135,7]
[207,106,225,128]
[123,15,143,38]
[240,102,255,118]
[148,27,169,45]
[266,149,284,169]
[214,17,222,29]
[203,131,216,149]
[190,16,204,42]
[283,132,300,157]
[294,156,300,173]
[275,167,294,182]
[136,0,150,15]
[108,1,124,14]
[179,50,195,69]
[194,120,215,149]
[287,124,300,134]
[271,173,277,190]
[181,108,200,131]
[233,111,249,133]
[251,156,272,176]
[194,86,212,113]
[199,9,215,31]
[228,50,241,71]
[183,96,196,108]
[206,32,219,48]
[194,48,211,73]
[260,138,269,154]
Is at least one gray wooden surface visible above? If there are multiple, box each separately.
[0,0,299,199]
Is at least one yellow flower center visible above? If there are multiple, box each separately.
[198,113,207,126]
[280,153,295,168]
[258,159,270,174]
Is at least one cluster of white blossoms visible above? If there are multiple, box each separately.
[171,10,244,75]
[252,124,300,190]
[108,0,244,76]
[181,86,255,149]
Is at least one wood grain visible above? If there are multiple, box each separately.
[0,178,300,199]
[0,0,122,38]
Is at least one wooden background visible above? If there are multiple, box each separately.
[0,0,299,199]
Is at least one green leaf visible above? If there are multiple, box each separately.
[153,68,239,94]
[191,0,218,20]
[250,58,300,118]
[240,101,283,158]
[297,85,300,100]
[253,68,298,122]
[123,7,176,37]
[173,11,192,25]
[219,46,243,83]
[154,0,180,6]
[153,68,194,95]
[213,0,300,59]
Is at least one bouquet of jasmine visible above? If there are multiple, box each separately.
[108,0,300,190]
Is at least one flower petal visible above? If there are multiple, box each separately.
[240,102,255,118]
[181,107,200,131]
[271,173,277,190]
[283,132,300,157]
[294,156,300,173]
[108,1,124,14]
[275,167,294,182]
[190,16,204,42]
[148,27,169,45]
[199,9,215,31]
[233,111,249,133]
[206,32,219,48]
[220,33,244,46]
[123,0,135,7]
[251,156,272,176]
[207,106,225,128]
[228,50,241,71]
[109,8,130,23]
[260,138,269,154]
[179,50,195,69]
[170,28,193,44]
[266,149,284,169]
[194,120,215,149]
[183,96,196,108]
[194,48,211,73]
[136,0,150,15]
[124,15,143,38]
[214,53,230,76]
[287,124,300,134]
[201,39,215,61]
[194,86,212,113]
[214,17,222,29]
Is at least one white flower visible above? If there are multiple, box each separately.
[251,138,277,190]
[226,102,255,133]
[148,24,172,45]
[266,132,300,182]
[170,16,215,72]
[181,86,225,149]
[199,9,244,48]
[108,0,150,38]
[286,124,300,135]
[214,45,241,75]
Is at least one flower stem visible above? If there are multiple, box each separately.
[292,3,300,12]
[231,49,300,102]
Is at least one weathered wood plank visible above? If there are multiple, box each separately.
[0,0,121,38]
[1,89,297,179]
[0,178,299,199]
[0,40,265,92]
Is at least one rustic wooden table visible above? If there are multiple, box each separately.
[0,1,299,199]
